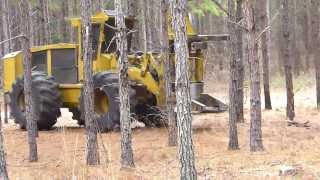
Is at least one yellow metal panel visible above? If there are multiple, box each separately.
[3,58,16,92]
[31,43,77,52]
[69,12,109,27]
[168,16,197,40]
[128,67,160,95]
[59,84,82,108]
[47,50,52,76]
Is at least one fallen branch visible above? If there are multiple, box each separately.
[287,120,310,128]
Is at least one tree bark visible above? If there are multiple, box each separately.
[257,0,272,110]
[227,0,240,150]
[1,0,11,54]
[62,1,70,43]
[80,0,100,165]
[302,0,311,72]
[160,0,177,147]
[0,122,8,180]
[115,0,135,168]
[235,0,245,122]
[281,0,295,120]
[20,0,38,162]
[244,0,264,152]
[310,0,320,109]
[39,0,51,45]
[290,0,301,77]
[169,0,197,179]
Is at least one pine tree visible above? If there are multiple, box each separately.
[169,0,197,178]
[115,0,135,168]
[281,0,295,120]
[20,0,38,162]
[227,0,240,150]
[244,0,264,152]
[80,0,100,165]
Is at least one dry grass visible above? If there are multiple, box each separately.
[2,73,320,179]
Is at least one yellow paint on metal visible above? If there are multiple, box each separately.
[47,50,52,76]
[128,67,160,95]
[31,43,76,52]
[2,51,23,92]
[59,84,82,108]
[168,16,196,40]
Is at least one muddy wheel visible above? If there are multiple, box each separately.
[79,72,121,132]
[69,108,84,126]
[10,72,62,130]
[79,72,137,132]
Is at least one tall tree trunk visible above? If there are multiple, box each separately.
[39,0,51,45]
[20,0,38,162]
[236,0,245,122]
[1,0,11,54]
[227,0,240,150]
[244,0,264,152]
[257,0,272,110]
[302,0,311,72]
[93,0,103,13]
[80,0,100,165]
[0,123,8,180]
[170,0,197,179]
[310,0,320,108]
[160,0,177,147]
[115,0,135,168]
[62,1,70,42]
[281,0,295,120]
[290,0,301,76]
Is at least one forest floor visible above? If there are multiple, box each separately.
[3,73,320,179]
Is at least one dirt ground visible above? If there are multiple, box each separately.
[3,74,320,179]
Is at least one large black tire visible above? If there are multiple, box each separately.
[10,72,62,130]
[79,72,122,132]
[69,108,84,126]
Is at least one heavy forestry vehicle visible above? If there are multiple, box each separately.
[2,11,227,131]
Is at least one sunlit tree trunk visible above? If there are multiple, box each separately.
[81,0,100,165]
[20,0,38,162]
[169,0,197,178]
[244,0,264,152]
[257,0,272,110]
[115,0,135,168]
[0,115,8,180]
[310,0,320,109]
[281,0,295,120]
[227,0,240,150]
[160,0,177,147]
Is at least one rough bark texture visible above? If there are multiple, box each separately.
[1,0,10,124]
[160,0,177,147]
[1,0,11,53]
[62,1,70,42]
[310,0,320,109]
[227,0,240,150]
[290,0,301,76]
[236,0,245,122]
[244,0,264,152]
[257,0,272,110]
[80,0,100,165]
[115,0,135,168]
[170,0,197,179]
[20,0,38,162]
[0,115,8,180]
[302,0,311,72]
[281,0,295,120]
[39,0,51,45]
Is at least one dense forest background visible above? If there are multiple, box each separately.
[0,0,313,77]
